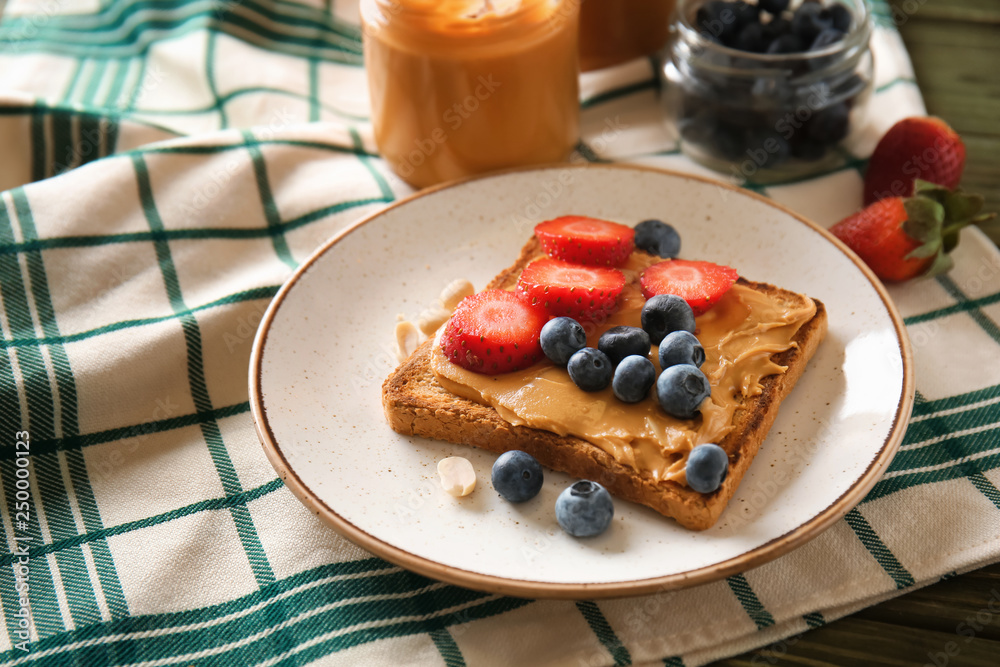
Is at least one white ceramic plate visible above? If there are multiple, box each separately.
[250,164,914,599]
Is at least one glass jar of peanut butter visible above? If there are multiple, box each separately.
[361,0,580,189]
[579,0,676,72]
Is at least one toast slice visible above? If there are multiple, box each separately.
[383,239,827,530]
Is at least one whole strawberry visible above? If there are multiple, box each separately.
[864,117,965,206]
[831,181,994,282]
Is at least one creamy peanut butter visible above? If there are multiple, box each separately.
[361,0,579,188]
[430,253,816,486]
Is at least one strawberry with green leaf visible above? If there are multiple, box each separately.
[830,180,995,282]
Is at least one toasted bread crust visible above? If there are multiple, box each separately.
[382,240,827,530]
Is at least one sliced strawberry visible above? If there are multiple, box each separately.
[516,258,626,322]
[440,290,547,374]
[640,259,738,316]
[535,216,634,267]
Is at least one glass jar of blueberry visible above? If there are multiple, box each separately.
[661,0,873,183]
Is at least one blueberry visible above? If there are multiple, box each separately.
[598,326,650,365]
[763,17,792,42]
[634,219,681,258]
[826,3,853,32]
[567,348,613,392]
[791,2,831,43]
[734,22,769,53]
[685,443,729,493]
[806,102,849,144]
[745,127,792,168]
[555,480,614,537]
[612,355,656,403]
[708,121,747,161]
[758,0,789,15]
[641,294,696,345]
[491,450,544,502]
[696,0,740,43]
[656,364,711,419]
[731,1,761,30]
[540,317,587,366]
[766,33,804,54]
[810,28,844,51]
[658,331,706,369]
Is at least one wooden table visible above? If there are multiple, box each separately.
[722,2,1000,663]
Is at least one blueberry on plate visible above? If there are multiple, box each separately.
[491,450,544,502]
[540,316,587,366]
[685,443,729,493]
[758,0,790,15]
[612,355,656,403]
[598,326,650,365]
[658,330,706,369]
[567,348,613,392]
[641,294,696,345]
[656,364,711,419]
[634,219,681,258]
[555,480,614,537]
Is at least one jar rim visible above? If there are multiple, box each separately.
[674,0,872,63]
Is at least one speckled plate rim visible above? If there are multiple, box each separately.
[249,163,915,600]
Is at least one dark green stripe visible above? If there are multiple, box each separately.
[11,188,131,622]
[80,57,107,107]
[580,79,658,110]
[124,56,146,112]
[0,195,386,256]
[206,30,228,130]
[900,396,998,450]
[0,460,65,636]
[843,509,915,589]
[60,60,85,104]
[726,574,775,629]
[887,425,999,473]
[911,383,1000,419]
[348,127,394,201]
[7,567,527,665]
[6,401,251,462]
[31,108,46,182]
[937,275,1000,344]
[104,57,130,108]
[51,111,74,175]
[905,291,1000,326]
[663,657,685,667]
[968,472,1000,510]
[803,611,825,628]
[5,286,278,349]
[0,478,283,567]
[0,512,27,651]
[875,76,917,94]
[574,141,605,164]
[308,58,320,122]
[132,153,276,587]
[865,453,1000,503]
[243,130,296,268]
[576,600,632,666]
[430,628,467,667]
[0,1,363,64]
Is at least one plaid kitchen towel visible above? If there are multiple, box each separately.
[1,0,999,665]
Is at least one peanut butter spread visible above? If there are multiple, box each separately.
[430,253,816,485]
